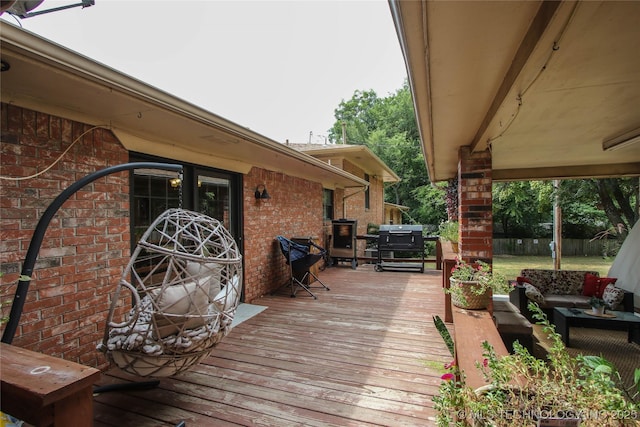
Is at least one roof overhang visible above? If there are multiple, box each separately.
[384,202,409,211]
[0,23,367,190]
[291,144,400,183]
[389,0,640,182]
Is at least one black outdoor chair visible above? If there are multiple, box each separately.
[276,236,330,299]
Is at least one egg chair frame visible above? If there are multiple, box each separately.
[98,207,242,377]
[2,162,242,379]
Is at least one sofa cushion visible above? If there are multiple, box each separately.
[493,311,533,335]
[493,299,521,314]
[602,283,625,310]
[520,269,599,295]
[540,294,591,309]
[520,269,553,294]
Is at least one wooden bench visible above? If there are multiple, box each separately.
[1,343,101,427]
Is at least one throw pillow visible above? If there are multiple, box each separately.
[582,273,601,297]
[151,277,211,338]
[523,283,545,304]
[602,283,624,310]
[186,261,223,298]
[583,274,616,299]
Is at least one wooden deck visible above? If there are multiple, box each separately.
[93,264,452,426]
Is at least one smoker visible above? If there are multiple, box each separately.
[376,224,425,272]
[330,219,358,269]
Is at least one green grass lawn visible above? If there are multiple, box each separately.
[493,255,614,279]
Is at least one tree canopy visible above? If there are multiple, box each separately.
[329,83,639,240]
[329,82,446,230]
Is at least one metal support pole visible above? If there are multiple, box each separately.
[1,162,182,344]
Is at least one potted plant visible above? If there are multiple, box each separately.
[438,220,459,253]
[433,303,640,427]
[446,259,511,309]
[588,296,608,315]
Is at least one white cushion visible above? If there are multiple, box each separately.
[186,261,222,297]
[214,275,239,312]
[151,277,211,338]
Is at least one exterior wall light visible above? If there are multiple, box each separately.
[254,184,270,200]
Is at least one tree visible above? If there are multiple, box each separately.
[563,178,639,241]
[328,89,380,144]
[494,178,638,241]
[493,181,552,237]
[329,82,446,228]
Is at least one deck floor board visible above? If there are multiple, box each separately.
[94,265,450,426]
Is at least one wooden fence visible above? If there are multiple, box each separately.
[493,238,609,256]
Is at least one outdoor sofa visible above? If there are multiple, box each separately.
[510,269,634,322]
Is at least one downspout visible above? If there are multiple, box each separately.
[342,184,369,219]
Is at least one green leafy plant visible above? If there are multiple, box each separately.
[433,315,455,357]
[446,259,513,307]
[438,220,459,243]
[588,296,608,309]
[433,302,640,426]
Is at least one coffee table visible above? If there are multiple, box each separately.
[553,307,640,347]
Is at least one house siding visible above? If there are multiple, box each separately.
[1,103,328,368]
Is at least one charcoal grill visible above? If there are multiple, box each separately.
[376,224,424,272]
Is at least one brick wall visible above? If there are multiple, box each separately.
[341,160,384,254]
[0,103,340,367]
[458,146,493,264]
[242,167,325,303]
[0,103,129,369]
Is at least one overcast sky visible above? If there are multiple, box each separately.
[2,0,408,144]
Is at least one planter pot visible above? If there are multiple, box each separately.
[591,306,605,315]
[449,278,490,309]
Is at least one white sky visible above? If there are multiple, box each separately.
[2,0,408,144]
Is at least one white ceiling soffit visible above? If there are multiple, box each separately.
[390,0,640,182]
[0,23,367,190]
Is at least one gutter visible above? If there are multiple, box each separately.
[0,22,368,188]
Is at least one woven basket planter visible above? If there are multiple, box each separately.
[450,278,490,310]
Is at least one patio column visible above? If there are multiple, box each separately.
[457,147,493,265]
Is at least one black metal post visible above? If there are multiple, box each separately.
[1,162,182,344]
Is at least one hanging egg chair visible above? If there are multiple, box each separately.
[97,208,242,377]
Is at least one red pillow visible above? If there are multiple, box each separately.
[583,274,616,298]
[517,276,532,285]
[583,273,600,297]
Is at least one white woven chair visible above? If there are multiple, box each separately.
[98,208,242,377]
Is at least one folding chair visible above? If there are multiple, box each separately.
[276,236,330,299]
